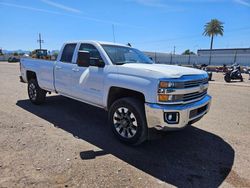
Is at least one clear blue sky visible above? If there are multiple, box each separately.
[0,0,249,54]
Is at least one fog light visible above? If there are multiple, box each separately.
[168,114,173,121]
[164,112,179,124]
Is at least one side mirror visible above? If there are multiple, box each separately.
[90,58,105,68]
[77,51,90,67]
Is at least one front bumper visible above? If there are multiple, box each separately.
[145,95,211,130]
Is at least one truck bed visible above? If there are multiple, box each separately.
[20,58,56,92]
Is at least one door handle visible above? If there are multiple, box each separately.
[55,66,62,70]
[72,68,79,72]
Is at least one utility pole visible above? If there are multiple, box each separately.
[37,33,44,50]
[173,46,176,55]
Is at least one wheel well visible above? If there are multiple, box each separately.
[107,87,145,110]
[26,71,37,81]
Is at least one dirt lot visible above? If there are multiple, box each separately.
[0,61,250,187]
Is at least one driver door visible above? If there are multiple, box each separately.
[71,43,105,106]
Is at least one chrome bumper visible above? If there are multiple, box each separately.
[145,95,211,130]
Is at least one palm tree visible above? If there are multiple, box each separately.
[203,19,224,64]
[203,19,224,50]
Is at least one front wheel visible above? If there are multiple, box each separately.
[224,73,231,83]
[28,79,46,105]
[108,97,148,145]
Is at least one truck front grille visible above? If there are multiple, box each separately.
[158,75,209,104]
[183,89,207,102]
[183,78,208,88]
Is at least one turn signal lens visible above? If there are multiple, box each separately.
[158,94,169,102]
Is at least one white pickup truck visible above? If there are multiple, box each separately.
[20,41,211,145]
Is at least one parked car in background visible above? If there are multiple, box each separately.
[8,56,20,63]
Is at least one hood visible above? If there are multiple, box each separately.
[119,63,207,79]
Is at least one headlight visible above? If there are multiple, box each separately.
[159,81,175,88]
[158,81,175,102]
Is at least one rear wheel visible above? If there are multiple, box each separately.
[28,79,46,104]
[108,97,148,145]
[240,76,243,82]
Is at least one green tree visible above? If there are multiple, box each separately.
[203,19,224,50]
[182,49,195,55]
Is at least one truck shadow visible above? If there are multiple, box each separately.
[16,96,234,187]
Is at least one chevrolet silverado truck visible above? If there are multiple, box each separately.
[20,41,211,145]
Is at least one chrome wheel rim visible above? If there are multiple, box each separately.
[113,107,138,138]
[28,83,37,101]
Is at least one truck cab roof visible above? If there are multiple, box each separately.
[63,40,130,48]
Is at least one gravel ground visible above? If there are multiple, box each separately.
[0,62,250,188]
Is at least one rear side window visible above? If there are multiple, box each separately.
[60,43,77,63]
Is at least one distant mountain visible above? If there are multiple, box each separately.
[50,50,60,55]
[2,49,60,54]
[2,50,31,54]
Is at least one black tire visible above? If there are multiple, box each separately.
[28,79,46,105]
[108,97,148,145]
[208,73,212,81]
[224,74,231,83]
[240,76,243,82]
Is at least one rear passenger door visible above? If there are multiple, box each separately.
[54,43,77,96]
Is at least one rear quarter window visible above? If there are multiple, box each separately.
[60,43,77,63]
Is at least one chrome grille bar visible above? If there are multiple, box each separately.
[183,90,207,101]
[183,78,208,88]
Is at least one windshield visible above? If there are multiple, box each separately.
[102,45,154,65]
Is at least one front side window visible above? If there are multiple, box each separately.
[101,45,153,65]
[60,43,77,63]
[79,44,103,65]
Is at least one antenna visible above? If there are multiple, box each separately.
[112,24,116,43]
[37,33,44,50]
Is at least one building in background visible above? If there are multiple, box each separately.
[197,48,250,56]
[143,48,250,66]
